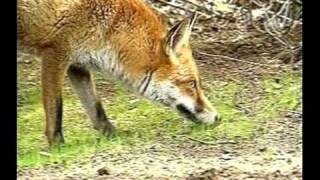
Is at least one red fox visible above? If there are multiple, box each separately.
[18,0,221,146]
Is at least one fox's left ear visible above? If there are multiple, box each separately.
[164,12,198,55]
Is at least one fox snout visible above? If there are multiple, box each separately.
[175,98,221,125]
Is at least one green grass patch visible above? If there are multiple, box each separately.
[17,71,301,167]
[257,72,301,120]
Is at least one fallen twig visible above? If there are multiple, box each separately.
[280,110,302,115]
[184,0,205,10]
[155,0,209,17]
[178,135,238,145]
[195,50,275,67]
[183,135,217,145]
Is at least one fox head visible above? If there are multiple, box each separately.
[141,12,221,124]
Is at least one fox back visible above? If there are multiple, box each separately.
[18,0,220,146]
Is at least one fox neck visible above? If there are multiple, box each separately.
[75,40,162,98]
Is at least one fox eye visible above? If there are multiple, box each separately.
[189,80,197,89]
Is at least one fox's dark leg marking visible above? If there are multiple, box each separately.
[54,96,64,143]
[95,101,105,121]
[93,101,114,133]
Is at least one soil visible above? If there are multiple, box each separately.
[17,1,302,179]
[17,108,302,179]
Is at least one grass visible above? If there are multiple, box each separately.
[17,70,301,168]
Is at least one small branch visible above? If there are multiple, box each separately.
[155,0,210,17]
[182,135,217,145]
[155,0,190,11]
[195,50,275,67]
[251,8,302,26]
[178,135,237,145]
[280,110,302,115]
[250,0,267,7]
[184,0,205,10]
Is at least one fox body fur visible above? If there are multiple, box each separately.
[18,0,220,146]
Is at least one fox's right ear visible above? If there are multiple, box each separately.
[163,12,198,55]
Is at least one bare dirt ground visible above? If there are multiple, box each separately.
[17,2,302,179]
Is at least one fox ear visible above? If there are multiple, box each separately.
[164,12,198,55]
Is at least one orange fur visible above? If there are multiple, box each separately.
[18,0,219,146]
